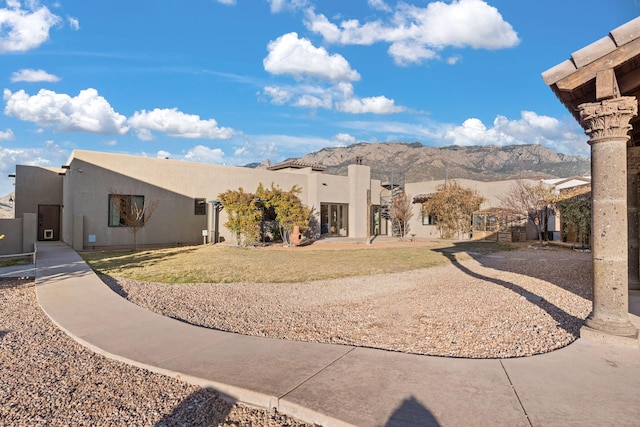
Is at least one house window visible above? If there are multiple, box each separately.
[422,212,437,225]
[320,203,349,235]
[109,194,145,227]
[195,198,206,215]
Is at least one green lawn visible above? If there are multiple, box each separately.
[80,241,514,284]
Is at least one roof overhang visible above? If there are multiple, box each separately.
[542,17,640,145]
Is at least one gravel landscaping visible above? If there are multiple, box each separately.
[0,279,314,426]
[0,243,593,425]
[103,244,593,359]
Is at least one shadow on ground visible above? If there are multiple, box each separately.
[447,242,592,300]
[384,396,440,427]
[153,387,233,427]
[435,243,587,338]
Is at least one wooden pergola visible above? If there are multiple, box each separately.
[542,17,640,345]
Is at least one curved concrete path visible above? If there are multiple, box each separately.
[31,242,640,427]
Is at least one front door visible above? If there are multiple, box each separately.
[38,205,61,241]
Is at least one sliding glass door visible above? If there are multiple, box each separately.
[321,203,348,236]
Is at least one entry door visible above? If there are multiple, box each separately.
[38,205,61,241]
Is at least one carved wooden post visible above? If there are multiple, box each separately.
[579,96,639,340]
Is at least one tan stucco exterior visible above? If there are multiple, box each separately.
[16,150,380,250]
[13,149,572,251]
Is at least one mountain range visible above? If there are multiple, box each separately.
[0,192,14,219]
[251,142,590,183]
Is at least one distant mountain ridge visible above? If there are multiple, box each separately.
[251,142,590,182]
[0,192,14,219]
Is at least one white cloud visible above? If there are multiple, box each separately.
[233,140,279,159]
[3,88,129,134]
[441,111,589,155]
[0,128,15,140]
[103,139,118,146]
[67,16,79,30]
[182,145,225,163]
[337,95,404,114]
[368,0,391,12]
[244,133,338,157]
[267,0,309,13]
[264,32,360,82]
[387,41,438,66]
[446,55,462,65]
[263,86,293,105]
[333,132,356,145]
[10,68,61,82]
[0,140,69,195]
[294,93,333,109]
[128,108,236,140]
[305,0,519,66]
[263,81,404,114]
[338,111,589,156]
[0,1,61,52]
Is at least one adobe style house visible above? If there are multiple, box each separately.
[9,147,568,255]
[11,150,378,251]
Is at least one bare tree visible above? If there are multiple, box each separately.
[498,181,556,247]
[110,190,159,250]
[389,191,413,240]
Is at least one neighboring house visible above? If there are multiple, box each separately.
[407,177,591,242]
[406,178,541,240]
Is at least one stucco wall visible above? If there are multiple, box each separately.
[405,178,540,239]
[59,151,372,249]
[15,165,63,220]
[0,218,22,255]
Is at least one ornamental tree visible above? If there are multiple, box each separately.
[256,183,311,246]
[218,187,262,247]
[421,181,484,239]
[219,183,311,247]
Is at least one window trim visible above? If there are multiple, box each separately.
[422,212,437,226]
[108,194,145,227]
[194,198,207,215]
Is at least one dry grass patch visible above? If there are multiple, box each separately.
[81,241,513,284]
[0,254,33,268]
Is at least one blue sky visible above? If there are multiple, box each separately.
[1,0,638,196]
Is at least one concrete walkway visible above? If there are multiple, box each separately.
[25,242,640,426]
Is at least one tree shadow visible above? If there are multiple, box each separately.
[80,246,200,277]
[99,274,128,298]
[384,396,440,427]
[153,387,233,427]
[434,244,585,338]
[445,243,592,300]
